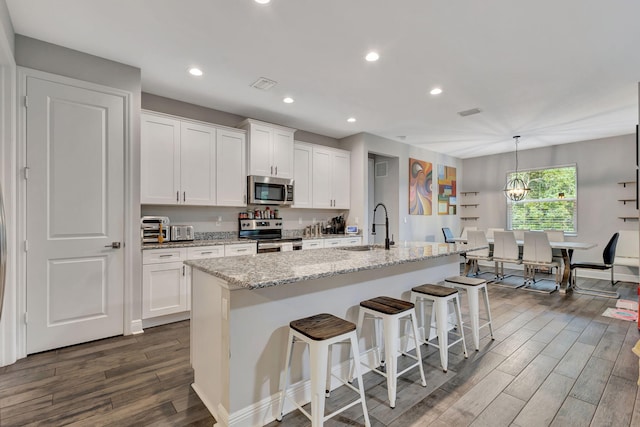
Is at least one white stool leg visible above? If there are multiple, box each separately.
[349,333,371,427]
[481,285,495,340]
[409,310,427,386]
[466,287,481,350]
[374,316,384,367]
[434,297,449,372]
[309,340,328,426]
[325,344,332,397]
[277,329,295,421]
[454,295,468,358]
[349,308,367,382]
[383,315,398,408]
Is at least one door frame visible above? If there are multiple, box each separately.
[16,67,136,359]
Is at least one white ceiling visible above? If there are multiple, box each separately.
[6,0,640,158]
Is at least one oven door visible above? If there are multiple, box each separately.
[257,241,294,253]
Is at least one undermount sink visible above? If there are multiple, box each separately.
[339,245,380,251]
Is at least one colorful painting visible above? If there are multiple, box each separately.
[409,158,432,215]
[438,165,457,215]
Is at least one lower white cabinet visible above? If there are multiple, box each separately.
[225,242,258,257]
[316,236,362,248]
[302,239,324,250]
[142,248,188,319]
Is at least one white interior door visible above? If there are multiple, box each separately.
[26,75,125,354]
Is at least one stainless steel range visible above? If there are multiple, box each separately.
[239,219,302,253]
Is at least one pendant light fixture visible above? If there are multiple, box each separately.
[503,135,531,201]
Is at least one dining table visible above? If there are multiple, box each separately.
[454,237,597,294]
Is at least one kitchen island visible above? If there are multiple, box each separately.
[186,242,472,427]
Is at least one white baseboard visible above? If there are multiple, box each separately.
[129,319,144,335]
[141,311,190,330]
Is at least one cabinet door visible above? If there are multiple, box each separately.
[312,147,333,208]
[217,129,247,206]
[272,129,294,178]
[302,239,324,250]
[225,243,257,257]
[180,121,217,205]
[293,142,312,208]
[332,150,350,209]
[247,123,272,177]
[141,114,180,204]
[142,261,187,319]
[323,238,343,248]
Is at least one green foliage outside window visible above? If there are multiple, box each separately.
[508,165,577,232]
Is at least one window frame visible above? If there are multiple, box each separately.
[506,163,578,235]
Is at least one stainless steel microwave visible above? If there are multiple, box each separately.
[247,175,294,205]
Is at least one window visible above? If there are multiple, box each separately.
[507,165,577,232]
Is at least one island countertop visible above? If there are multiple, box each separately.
[185,242,476,289]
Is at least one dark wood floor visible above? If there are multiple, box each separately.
[1,271,639,426]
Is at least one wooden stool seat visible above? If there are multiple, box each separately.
[412,284,458,297]
[444,275,487,287]
[290,313,356,341]
[360,296,414,315]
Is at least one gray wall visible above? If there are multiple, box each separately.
[14,35,143,327]
[462,133,637,267]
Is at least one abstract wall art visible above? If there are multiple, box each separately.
[409,158,432,215]
[438,164,457,215]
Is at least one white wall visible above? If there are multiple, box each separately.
[342,132,462,245]
[462,133,637,270]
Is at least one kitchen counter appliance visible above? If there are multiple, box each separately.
[170,225,194,241]
[239,219,302,253]
[141,216,170,243]
[247,175,294,206]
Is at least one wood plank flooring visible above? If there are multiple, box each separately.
[1,271,639,426]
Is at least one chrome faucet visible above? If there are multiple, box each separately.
[372,202,394,250]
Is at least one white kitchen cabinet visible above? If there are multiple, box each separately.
[225,242,257,257]
[312,146,350,209]
[239,119,295,178]
[293,142,313,208]
[187,245,225,259]
[323,236,361,248]
[141,111,246,206]
[142,248,188,319]
[302,239,324,250]
[216,129,247,206]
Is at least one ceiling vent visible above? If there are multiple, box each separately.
[250,77,277,91]
[458,108,482,117]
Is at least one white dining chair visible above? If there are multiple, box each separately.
[492,231,523,287]
[512,229,528,241]
[465,230,492,277]
[460,226,477,240]
[485,228,504,240]
[522,231,560,293]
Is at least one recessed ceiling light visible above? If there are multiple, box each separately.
[283,97,294,104]
[365,51,379,62]
[255,0,270,4]
[347,117,356,123]
[188,67,203,77]
[430,88,443,95]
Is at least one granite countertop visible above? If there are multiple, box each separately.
[185,242,477,290]
[142,234,362,250]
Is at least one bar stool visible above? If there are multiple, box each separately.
[277,313,370,427]
[444,276,494,351]
[410,284,468,372]
[352,296,426,408]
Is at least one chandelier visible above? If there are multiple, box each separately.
[503,135,531,202]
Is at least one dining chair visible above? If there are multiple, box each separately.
[492,231,523,287]
[485,228,504,240]
[512,229,528,241]
[460,226,477,240]
[544,230,565,274]
[465,230,493,277]
[442,227,456,243]
[522,231,560,293]
[570,232,619,298]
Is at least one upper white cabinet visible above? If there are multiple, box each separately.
[141,112,246,206]
[238,119,295,178]
[292,142,313,208]
[312,146,350,209]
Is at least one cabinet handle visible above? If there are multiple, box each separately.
[275,166,278,175]
[237,248,247,252]
[159,254,173,258]
[270,166,273,175]
[182,265,185,276]
[201,251,213,255]
[183,192,186,202]
[176,191,179,202]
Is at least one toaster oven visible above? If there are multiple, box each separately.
[170,225,194,241]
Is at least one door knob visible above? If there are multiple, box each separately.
[104,242,121,249]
